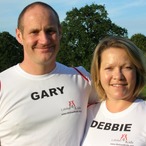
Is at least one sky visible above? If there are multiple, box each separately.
[0,0,146,38]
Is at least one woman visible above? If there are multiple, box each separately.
[82,36,146,146]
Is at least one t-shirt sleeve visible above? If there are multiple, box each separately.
[75,66,98,105]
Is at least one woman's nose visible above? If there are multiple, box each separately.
[113,68,124,80]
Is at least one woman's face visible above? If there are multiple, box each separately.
[99,47,136,101]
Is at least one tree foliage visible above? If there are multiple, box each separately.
[57,4,128,71]
[130,33,146,52]
[0,32,23,72]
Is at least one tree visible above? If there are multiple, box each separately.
[130,33,146,52]
[0,32,23,72]
[57,4,128,70]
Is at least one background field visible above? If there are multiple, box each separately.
[141,86,146,100]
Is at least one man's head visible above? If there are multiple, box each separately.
[16,2,62,73]
[17,1,61,33]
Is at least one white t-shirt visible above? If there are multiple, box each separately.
[82,99,146,146]
[0,62,97,146]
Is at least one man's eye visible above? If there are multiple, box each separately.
[46,30,56,35]
[31,30,39,34]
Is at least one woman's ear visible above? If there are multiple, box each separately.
[16,28,23,45]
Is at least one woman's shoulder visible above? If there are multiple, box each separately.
[87,102,102,117]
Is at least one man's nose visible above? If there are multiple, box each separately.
[39,31,50,44]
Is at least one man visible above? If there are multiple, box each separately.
[0,2,97,146]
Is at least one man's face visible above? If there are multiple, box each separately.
[16,5,61,67]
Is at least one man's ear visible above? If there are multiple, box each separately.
[16,28,23,45]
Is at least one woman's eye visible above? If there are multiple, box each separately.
[105,67,112,70]
[125,66,132,69]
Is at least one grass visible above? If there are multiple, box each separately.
[140,86,146,100]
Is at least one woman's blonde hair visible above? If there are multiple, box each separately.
[91,36,146,101]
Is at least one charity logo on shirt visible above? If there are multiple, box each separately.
[110,134,134,146]
[61,100,82,115]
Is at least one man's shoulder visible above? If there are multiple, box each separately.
[0,65,17,77]
[56,62,89,75]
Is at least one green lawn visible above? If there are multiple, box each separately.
[140,86,146,100]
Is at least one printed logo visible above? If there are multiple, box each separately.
[110,133,134,146]
[69,100,76,108]
[120,134,128,141]
[61,100,82,115]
